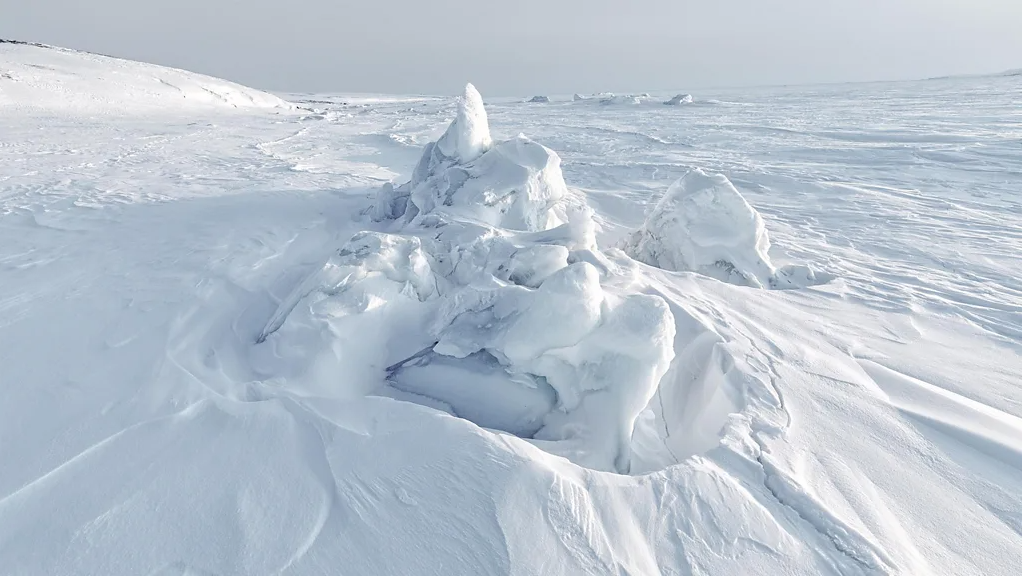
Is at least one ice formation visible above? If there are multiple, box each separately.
[623,169,820,288]
[664,94,694,105]
[265,84,679,473]
[528,95,550,103]
[373,84,570,232]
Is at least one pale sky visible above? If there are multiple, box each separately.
[2,0,1021,95]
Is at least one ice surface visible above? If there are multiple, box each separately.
[3,43,1022,576]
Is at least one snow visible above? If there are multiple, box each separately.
[0,40,291,113]
[3,42,1022,576]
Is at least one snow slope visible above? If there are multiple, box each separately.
[2,43,1021,576]
[0,40,291,113]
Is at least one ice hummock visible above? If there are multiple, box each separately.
[622,169,822,288]
[528,95,550,103]
[373,84,571,232]
[664,94,694,105]
[267,84,678,473]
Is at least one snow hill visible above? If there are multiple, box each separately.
[2,43,1021,576]
[0,40,291,113]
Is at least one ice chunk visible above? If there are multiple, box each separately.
[373,85,571,232]
[623,169,778,287]
[436,83,492,164]
[528,95,550,103]
[664,94,693,105]
[254,232,439,397]
[432,262,676,472]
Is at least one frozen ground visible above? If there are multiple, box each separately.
[2,41,1021,575]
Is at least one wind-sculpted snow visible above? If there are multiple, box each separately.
[270,85,678,472]
[623,168,824,288]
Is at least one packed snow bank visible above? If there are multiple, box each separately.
[261,84,683,473]
[623,169,823,288]
[664,94,694,105]
[0,40,291,113]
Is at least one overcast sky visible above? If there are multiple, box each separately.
[3,0,1021,95]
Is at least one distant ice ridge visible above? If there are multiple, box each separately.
[527,95,550,103]
[623,169,824,289]
[262,83,681,473]
[664,94,694,105]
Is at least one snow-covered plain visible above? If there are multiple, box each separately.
[2,41,1021,575]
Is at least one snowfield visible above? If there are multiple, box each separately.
[2,41,1021,575]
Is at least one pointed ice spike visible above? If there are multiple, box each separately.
[436,83,492,163]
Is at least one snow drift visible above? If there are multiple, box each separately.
[623,169,822,288]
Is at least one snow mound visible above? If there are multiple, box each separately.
[572,93,587,101]
[528,95,550,103]
[0,40,291,113]
[373,84,570,232]
[664,94,694,105]
[623,169,823,288]
[260,84,682,473]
